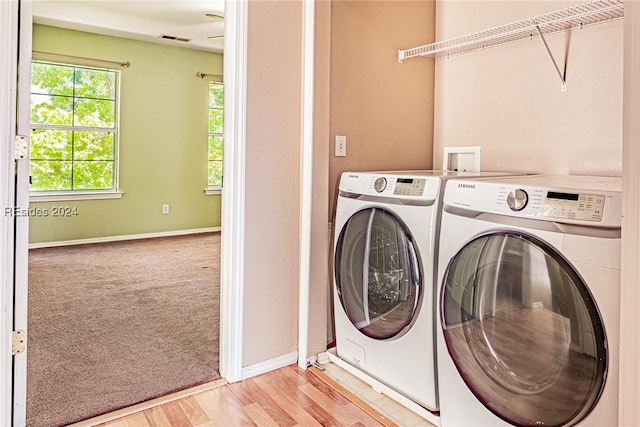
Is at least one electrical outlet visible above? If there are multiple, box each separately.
[162,204,170,214]
[335,135,346,157]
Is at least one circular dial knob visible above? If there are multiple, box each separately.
[373,177,387,193]
[507,189,529,211]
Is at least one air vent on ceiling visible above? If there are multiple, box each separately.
[160,35,191,42]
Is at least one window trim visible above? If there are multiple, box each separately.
[29,190,123,202]
[204,187,222,196]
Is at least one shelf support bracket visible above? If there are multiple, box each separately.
[533,21,567,92]
[398,49,406,63]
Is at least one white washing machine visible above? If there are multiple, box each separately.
[436,174,621,426]
[333,170,520,411]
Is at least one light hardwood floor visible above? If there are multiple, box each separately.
[95,365,388,427]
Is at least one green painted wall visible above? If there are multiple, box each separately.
[30,25,222,244]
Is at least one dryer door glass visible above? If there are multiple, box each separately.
[335,208,422,340]
[441,231,606,427]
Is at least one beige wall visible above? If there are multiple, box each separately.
[243,0,302,366]
[329,0,436,216]
[433,1,623,176]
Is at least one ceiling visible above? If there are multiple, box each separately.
[32,0,225,53]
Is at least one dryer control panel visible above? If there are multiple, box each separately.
[369,176,427,196]
[502,188,605,222]
[393,178,427,196]
[543,191,605,222]
[443,175,622,228]
[339,172,440,204]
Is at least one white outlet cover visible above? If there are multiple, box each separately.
[335,135,346,157]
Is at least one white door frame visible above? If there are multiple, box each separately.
[219,0,248,383]
[1,0,31,425]
[13,0,32,424]
[298,0,316,369]
[0,1,20,425]
[221,0,318,376]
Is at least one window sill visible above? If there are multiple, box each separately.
[30,191,124,203]
[205,187,222,196]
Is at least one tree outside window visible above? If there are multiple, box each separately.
[208,81,223,188]
[30,61,118,192]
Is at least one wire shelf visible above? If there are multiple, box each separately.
[398,0,624,62]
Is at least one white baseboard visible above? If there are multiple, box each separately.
[29,227,221,249]
[241,351,298,381]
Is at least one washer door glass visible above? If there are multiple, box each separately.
[441,232,606,427]
[335,208,422,340]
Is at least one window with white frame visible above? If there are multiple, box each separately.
[208,80,224,188]
[29,61,119,192]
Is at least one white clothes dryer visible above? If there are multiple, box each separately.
[333,170,520,411]
[436,175,621,426]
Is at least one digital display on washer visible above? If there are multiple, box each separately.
[543,191,605,222]
[393,178,426,196]
[547,191,580,201]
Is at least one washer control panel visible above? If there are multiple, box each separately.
[543,191,605,221]
[393,178,426,196]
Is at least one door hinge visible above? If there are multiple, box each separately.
[12,330,25,355]
[14,135,28,160]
